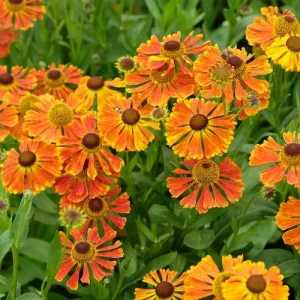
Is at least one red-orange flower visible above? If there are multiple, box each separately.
[1,139,62,194]
[55,226,123,290]
[24,93,87,144]
[246,6,300,51]
[249,132,300,187]
[58,111,124,178]
[167,157,244,214]
[75,76,124,111]
[137,31,210,74]
[32,63,82,100]
[276,196,300,253]
[0,26,17,58]
[165,98,236,159]
[0,66,36,99]
[125,64,195,106]
[0,0,46,30]
[98,95,160,151]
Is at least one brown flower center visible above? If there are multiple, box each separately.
[82,133,101,149]
[88,197,104,213]
[155,281,174,299]
[285,15,295,23]
[87,76,104,90]
[18,151,36,167]
[281,143,300,168]
[83,197,108,219]
[284,143,300,156]
[0,73,14,85]
[122,108,140,125]
[75,241,90,254]
[247,93,260,108]
[47,70,62,81]
[246,275,266,294]
[275,15,300,37]
[286,36,300,52]
[189,114,208,130]
[119,58,134,71]
[192,159,220,185]
[8,0,23,3]
[164,40,181,51]
[72,241,96,264]
[226,55,244,69]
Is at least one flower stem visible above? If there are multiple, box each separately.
[10,245,19,300]
[111,262,125,300]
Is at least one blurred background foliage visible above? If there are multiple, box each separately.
[1,0,300,299]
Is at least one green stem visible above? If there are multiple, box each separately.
[111,263,125,300]
[10,245,19,300]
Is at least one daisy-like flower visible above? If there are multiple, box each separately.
[32,63,82,100]
[59,205,87,229]
[98,94,160,152]
[75,76,124,111]
[55,226,123,290]
[249,132,300,187]
[246,6,300,51]
[276,196,300,253]
[135,269,187,300]
[125,63,195,106]
[115,56,137,73]
[54,161,119,203]
[150,106,169,122]
[165,98,236,159]
[2,92,40,140]
[24,93,88,144]
[234,89,270,120]
[222,261,289,300]
[183,254,243,300]
[1,139,62,194]
[266,34,300,72]
[0,26,17,58]
[0,0,46,30]
[167,157,244,213]
[137,31,210,74]
[0,66,36,99]
[58,111,124,178]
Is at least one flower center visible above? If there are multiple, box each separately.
[209,63,233,87]
[226,55,246,79]
[122,108,140,125]
[192,159,220,185]
[286,36,300,52]
[0,73,14,85]
[19,94,39,114]
[246,275,266,294]
[212,271,233,299]
[150,63,175,84]
[161,40,184,59]
[72,241,96,264]
[119,58,134,71]
[164,40,181,51]
[82,133,101,149]
[189,114,208,130]
[6,0,25,12]
[151,107,168,121]
[281,143,300,168]
[48,103,73,126]
[247,92,260,108]
[18,151,36,167]
[76,160,89,179]
[83,197,108,219]
[155,281,174,299]
[87,76,105,90]
[45,70,65,88]
[275,15,300,37]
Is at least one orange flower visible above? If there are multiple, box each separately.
[222,261,289,300]
[55,226,123,290]
[32,63,82,100]
[0,0,45,30]
[246,6,300,51]
[235,89,270,120]
[276,196,300,253]
[24,93,87,144]
[98,95,160,151]
[0,66,36,99]
[249,132,300,187]
[135,269,187,300]
[165,98,236,159]
[0,26,17,58]
[125,64,195,106]
[2,92,40,140]
[74,76,124,111]
[137,31,210,74]
[183,254,243,300]
[1,139,62,194]
[0,94,18,142]
[167,157,244,214]
[58,111,124,178]
[54,161,119,204]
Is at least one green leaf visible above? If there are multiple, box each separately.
[169,254,186,273]
[0,275,10,287]
[278,260,300,278]
[136,219,157,243]
[16,293,42,300]
[145,0,161,21]
[33,192,58,214]
[183,229,214,250]
[20,238,50,263]
[46,231,62,280]
[0,229,14,266]
[231,216,238,234]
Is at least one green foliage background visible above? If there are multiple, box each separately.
[1,0,300,299]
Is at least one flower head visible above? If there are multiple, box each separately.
[165,98,236,159]
[115,56,137,73]
[261,185,276,201]
[55,226,123,290]
[249,132,300,187]
[0,198,9,214]
[167,157,244,213]
[135,269,187,300]
[59,205,87,229]
[150,106,169,122]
